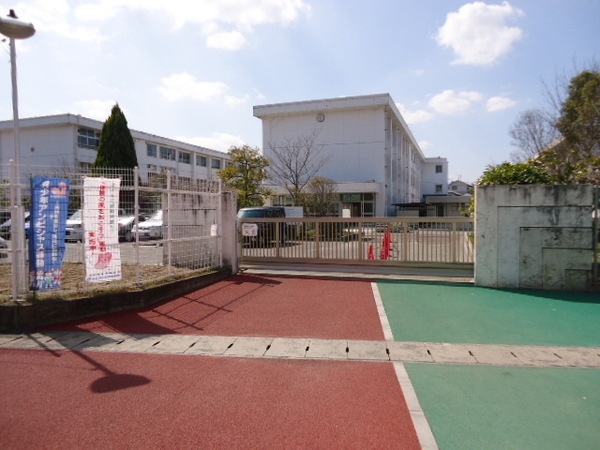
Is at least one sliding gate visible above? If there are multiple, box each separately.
[238,217,474,272]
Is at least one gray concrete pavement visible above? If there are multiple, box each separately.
[2,331,599,368]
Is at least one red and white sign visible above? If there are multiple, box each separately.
[83,177,122,283]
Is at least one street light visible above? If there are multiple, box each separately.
[0,10,35,299]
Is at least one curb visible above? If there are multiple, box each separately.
[0,267,231,332]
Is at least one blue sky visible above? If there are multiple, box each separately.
[1,0,598,182]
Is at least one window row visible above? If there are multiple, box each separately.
[146,143,222,168]
[77,128,100,149]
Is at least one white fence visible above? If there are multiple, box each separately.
[1,163,224,301]
[238,216,474,269]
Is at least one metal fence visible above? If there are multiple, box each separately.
[238,216,474,269]
[1,163,223,302]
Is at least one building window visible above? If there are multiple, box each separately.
[147,164,157,171]
[77,127,100,149]
[159,146,176,160]
[451,184,457,190]
[211,158,222,169]
[196,155,207,167]
[178,151,191,164]
[435,184,443,193]
[435,164,443,173]
[160,166,175,174]
[147,143,157,157]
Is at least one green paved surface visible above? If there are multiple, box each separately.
[378,281,600,346]
[405,364,600,450]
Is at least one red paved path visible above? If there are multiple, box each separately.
[43,274,385,340]
[2,275,421,449]
[0,349,420,449]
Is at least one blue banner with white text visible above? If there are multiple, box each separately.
[28,176,70,290]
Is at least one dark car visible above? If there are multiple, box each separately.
[237,207,286,246]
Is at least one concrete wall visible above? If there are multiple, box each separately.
[161,191,237,272]
[475,185,596,291]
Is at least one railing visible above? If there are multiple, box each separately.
[238,217,474,269]
[0,164,223,301]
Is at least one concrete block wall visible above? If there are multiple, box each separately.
[475,185,596,291]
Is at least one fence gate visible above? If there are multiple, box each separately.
[238,216,474,274]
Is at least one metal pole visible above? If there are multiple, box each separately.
[217,179,223,267]
[9,37,27,298]
[166,171,172,275]
[133,166,140,284]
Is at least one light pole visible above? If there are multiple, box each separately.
[0,10,35,299]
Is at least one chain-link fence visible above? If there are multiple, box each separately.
[1,163,224,302]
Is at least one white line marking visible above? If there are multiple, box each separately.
[394,362,439,450]
[371,282,393,340]
[371,281,438,450]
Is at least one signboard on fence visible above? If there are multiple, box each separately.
[83,177,122,283]
[28,176,70,290]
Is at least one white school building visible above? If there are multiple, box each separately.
[254,93,452,217]
[0,114,229,186]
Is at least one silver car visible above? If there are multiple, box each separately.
[132,210,163,240]
[65,210,84,242]
[66,209,144,242]
[0,236,8,259]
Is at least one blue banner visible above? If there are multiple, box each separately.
[28,177,70,291]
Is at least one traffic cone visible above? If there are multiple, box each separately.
[380,227,392,260]
[368,244,375,260]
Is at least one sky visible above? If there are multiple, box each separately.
[0,0,598,183]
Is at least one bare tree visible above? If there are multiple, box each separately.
[509,109,558,162]
[267,129,329,205]
[302,176,338,217]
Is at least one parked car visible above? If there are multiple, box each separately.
[65,209,145,242]
[65,210,84,242]
[0,212,30,240]
[132,209,163,240]
[118,212,146,242]
[237,206,286,246]
[0,236,8,258]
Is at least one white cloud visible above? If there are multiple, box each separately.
[396,103,434,124]
[26,0,310,48]
[485,95,517,112]
[206,30,246,50]
[428,90,482,114]
[16,0,107,42]
[159,72,228,102]
[436,1,524,66]
[225,94,251,108]
[73,99,117,120]
[418,140,433,151]
[176,132,246,152]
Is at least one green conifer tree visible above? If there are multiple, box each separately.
[93,104,138,170]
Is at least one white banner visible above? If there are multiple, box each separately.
[83,177,122,283]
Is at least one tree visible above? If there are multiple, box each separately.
[509,109,558,162]
[217,145,271,209]
[93,104,138,210]
[505,67,600,185]
[534,70,600,185]
[302,176,338,217]
[93,104,138,170]
[267,129,329,205]
[477,161,552,186]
